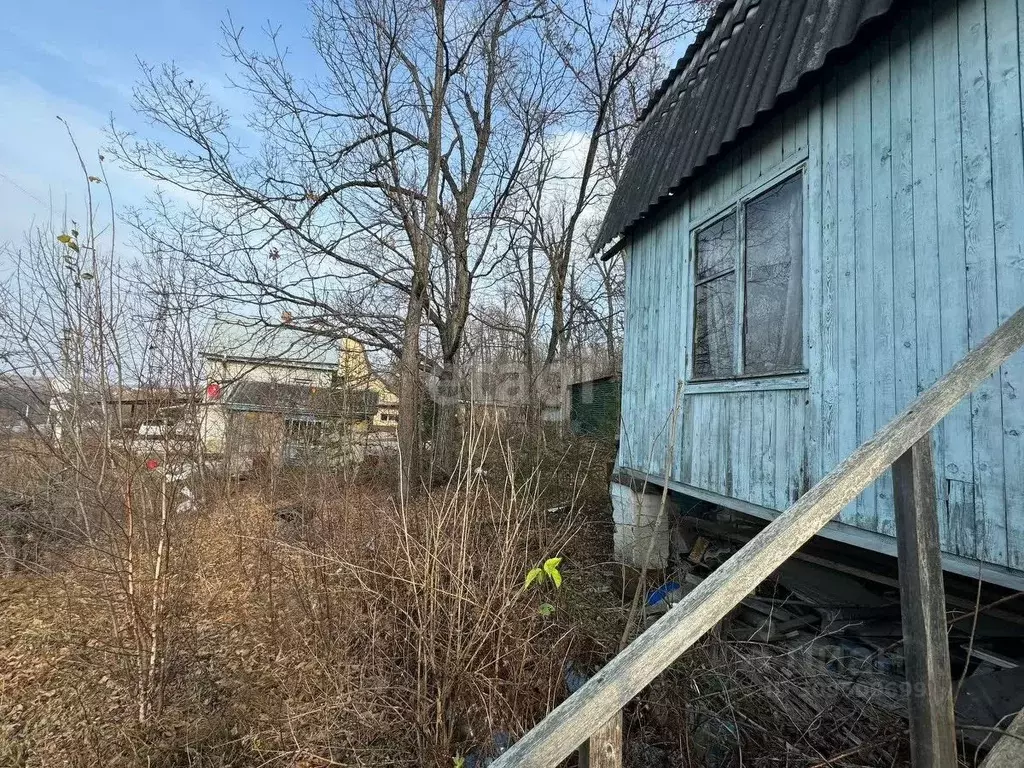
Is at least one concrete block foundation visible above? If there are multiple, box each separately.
[609,481,673,568]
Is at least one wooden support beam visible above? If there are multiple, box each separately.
[578,712,622,768]
[892,437,957,768]
[488,307,1024,768]
[980,708,1024,767]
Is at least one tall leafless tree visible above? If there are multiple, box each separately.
[532,0,706,368]
[488,0,706,409]
[111,0,558,493]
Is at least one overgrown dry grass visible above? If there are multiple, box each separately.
[0,433,599,767]
[1,430,925,767]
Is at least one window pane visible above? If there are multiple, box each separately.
[695,213,737,280]
[744,175,803,374]
[693,273,736,378]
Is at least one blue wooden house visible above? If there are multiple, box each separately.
[600,0,1024,589]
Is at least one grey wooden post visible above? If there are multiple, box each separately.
[892,435,957,768]
[579,712,622,768]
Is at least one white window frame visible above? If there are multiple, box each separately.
[686,162,809,387]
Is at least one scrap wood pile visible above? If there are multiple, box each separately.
[633,638,911,767]
[618,517,1024,767]
[555,543,918,766]
[614,565,918,768]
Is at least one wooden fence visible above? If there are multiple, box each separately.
[491,305,1024,768]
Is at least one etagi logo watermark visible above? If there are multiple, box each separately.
[420,361,616,407]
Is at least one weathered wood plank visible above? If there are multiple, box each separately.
[805,83,824,495]
[775,392,791,511]
[621,243,640,469]
[852,51,877,533]
[639,231,654,463]
[892,436,957,768]
[679,393,694,485]
[932,0,976,559]
[959,0,1006,566]
[652,219,669,474]
[761,391,776,509]
[836,66,860,527]
[945,478,976,559]
[760,113,785,178]
[630,233,645,467]
[578,712,622,768]
[691,395,707,488]
[708,394,722,494]
[990,0,1024,570]
[748,391,764,507]
[909,0,946,549]
[651,225,665,472]
[781,98,797,159]
[891,15,918,413]
[683,374,809,395]
[702,397,716,491]
[743,127,762,188]
[618,250,635,469]
[871,35,897,539]
[715,397,729,495]
[671,212,688,483]
[820,74,840,488]
[733,392,751,502]
[491,307,1024,768]
[980,707,1024,768]
[793,389,808,501]
[726,394,739,498]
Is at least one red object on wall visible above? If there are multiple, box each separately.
[145,459,159,471]
[206,382,222,400]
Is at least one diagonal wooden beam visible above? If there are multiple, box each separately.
[980,708,1024,767]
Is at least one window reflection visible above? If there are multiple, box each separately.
[693,213,737,378]
[693,273,736,378]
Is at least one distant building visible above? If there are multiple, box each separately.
[42,381,191,446]
[338,337,399,431]
[199,319,394,467]
[0,376,51,435]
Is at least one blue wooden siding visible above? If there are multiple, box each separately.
[618,0,1024,574]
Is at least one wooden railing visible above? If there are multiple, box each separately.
[492,306,1024,768]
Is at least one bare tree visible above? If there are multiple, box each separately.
[111,0,557,492]
[523,0,704,370]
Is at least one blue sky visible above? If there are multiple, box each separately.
[0,0,310,254]
[0,1,695,265]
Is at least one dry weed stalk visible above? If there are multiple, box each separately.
[235,423,591,765]
[357,436,577,761]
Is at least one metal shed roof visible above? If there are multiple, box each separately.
[223,381,336,416]
[596,0,895,250]
[223,380,378,420]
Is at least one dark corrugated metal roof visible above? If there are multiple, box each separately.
[597,0,895,250]
[224,381,377,419]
